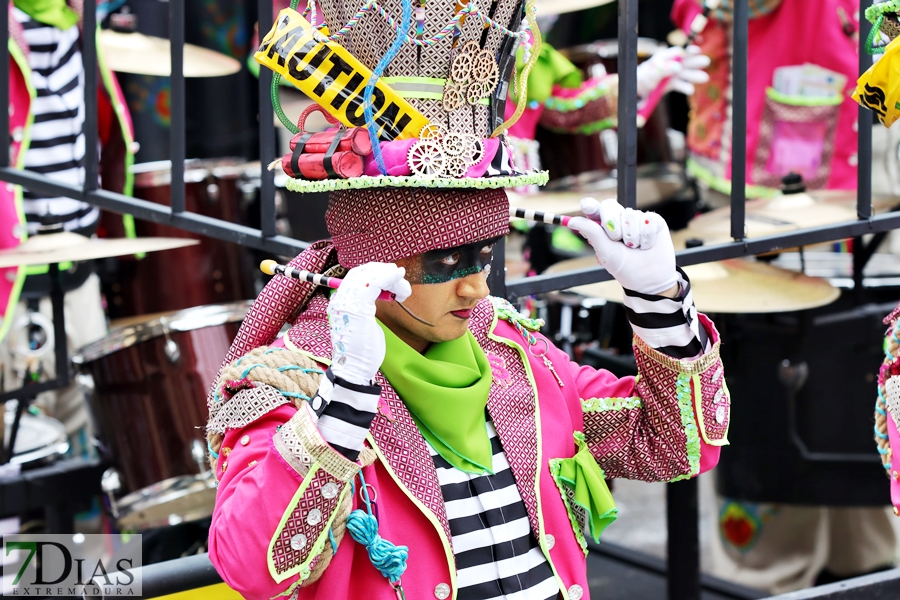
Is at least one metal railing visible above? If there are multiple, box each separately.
[0,0,895,599]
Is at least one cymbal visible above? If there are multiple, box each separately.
[0,232,199,268]
[99,30,242,78]
[676,190,899,249]
[545,255,840,313]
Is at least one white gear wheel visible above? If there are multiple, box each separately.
[407,141,445,177]
[442,156,468,179]
[466,80,494,105]
[450,51,474,84]
[443,133,467,157]
[471,50,498,83]
[442,81,465,113]
[464,137,484,166]
[419,123,448,141]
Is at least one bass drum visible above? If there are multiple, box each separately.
[99,159,259,319]
[73,301,250,529]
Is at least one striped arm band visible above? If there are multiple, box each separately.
[623,267,710,360]
[317,369,381,461]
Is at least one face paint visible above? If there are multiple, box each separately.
[404,237,501,285]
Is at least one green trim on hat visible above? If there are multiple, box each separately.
[283,171,549,193]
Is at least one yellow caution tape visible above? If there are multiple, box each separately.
[854,37,900,127]
[256,8,430,140]
[153,582,244,600]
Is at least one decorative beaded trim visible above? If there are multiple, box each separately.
[492,297,545,331]
[670,373,701,482]
[548,458,589,555]
[548,118,618,136]
[282,171,549,193]
[207,384,292,435]
[281,406,360,482]
[632,334,721,375]
[544,79,615,113]
[581,397,643,413]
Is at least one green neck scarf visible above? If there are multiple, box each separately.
[377,321,494,474]
[14,0,78,31]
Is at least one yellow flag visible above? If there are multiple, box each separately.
[854,37,900,127]
[256,9,430,140]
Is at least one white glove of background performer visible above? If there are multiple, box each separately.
[636,45,711,98]
[568,198,679,296]
[328,262,411,386]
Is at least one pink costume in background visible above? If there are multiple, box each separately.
[671,0,858,195]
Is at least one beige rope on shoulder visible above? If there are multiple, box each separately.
[207,346,324,462]
[206,346,381,584]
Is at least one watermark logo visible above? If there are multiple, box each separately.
[2,534,142,597]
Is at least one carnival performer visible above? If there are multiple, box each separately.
[207,1,729,598]
[0,0,134,457]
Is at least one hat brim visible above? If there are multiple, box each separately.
[283,171,549,193]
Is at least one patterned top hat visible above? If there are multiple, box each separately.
[255,0,548,192]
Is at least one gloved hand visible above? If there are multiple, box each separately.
[328,262,412,386]
[568,198,679,296]
[636,45,711,98]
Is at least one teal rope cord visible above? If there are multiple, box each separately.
[363,0,412,174]
[329,528,338,555]
[208,440,220,460]
[879,445,892,454]
[278,365,325,374]
[346,471,408,584]
[876,424,890,440]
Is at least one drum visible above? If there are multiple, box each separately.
[537,38,675,181]
[100,159,259,320]
[4,408,69,466]
[73,301,250,529]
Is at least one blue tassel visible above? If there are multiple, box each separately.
[346,509,408,583]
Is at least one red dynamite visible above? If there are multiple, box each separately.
[281,150,364,180]
[289,128,373,156]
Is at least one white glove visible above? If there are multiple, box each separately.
[328,262,411,386]
[636,45,711,98]
[568,198,679,295]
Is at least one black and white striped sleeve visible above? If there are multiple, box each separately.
[622,267,710,360]
[314,368,380,462]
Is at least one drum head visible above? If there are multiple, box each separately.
[73,300,252,365]
[5,410,68,465]
[116,474,217,530]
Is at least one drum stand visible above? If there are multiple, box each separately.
[0,263,105,533]
[0,263,69,463]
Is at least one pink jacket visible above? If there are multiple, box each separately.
[671,0,859,196]
[0,2,135,341]
[208,295,730,600]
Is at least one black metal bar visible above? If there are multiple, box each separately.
[0,1,7,170]
[4,393,26,465]
[617,0,638,209]
[858,7,873,220]
[82,0,98,192]
[169,0,186,214]
[0,168,307,254]
[258,0,277,238]
[488,237,507,297]
[107,553,223,598]
[852,236,865,302]
[667,478,700,600]
[761,567,900,599]
[49,263,68,389]
[505,211,900,301]
[730,0,748,240]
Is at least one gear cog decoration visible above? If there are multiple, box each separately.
[407,125,486,179]
[442,41,500,113]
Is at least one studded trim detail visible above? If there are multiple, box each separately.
[276,405,360,483]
